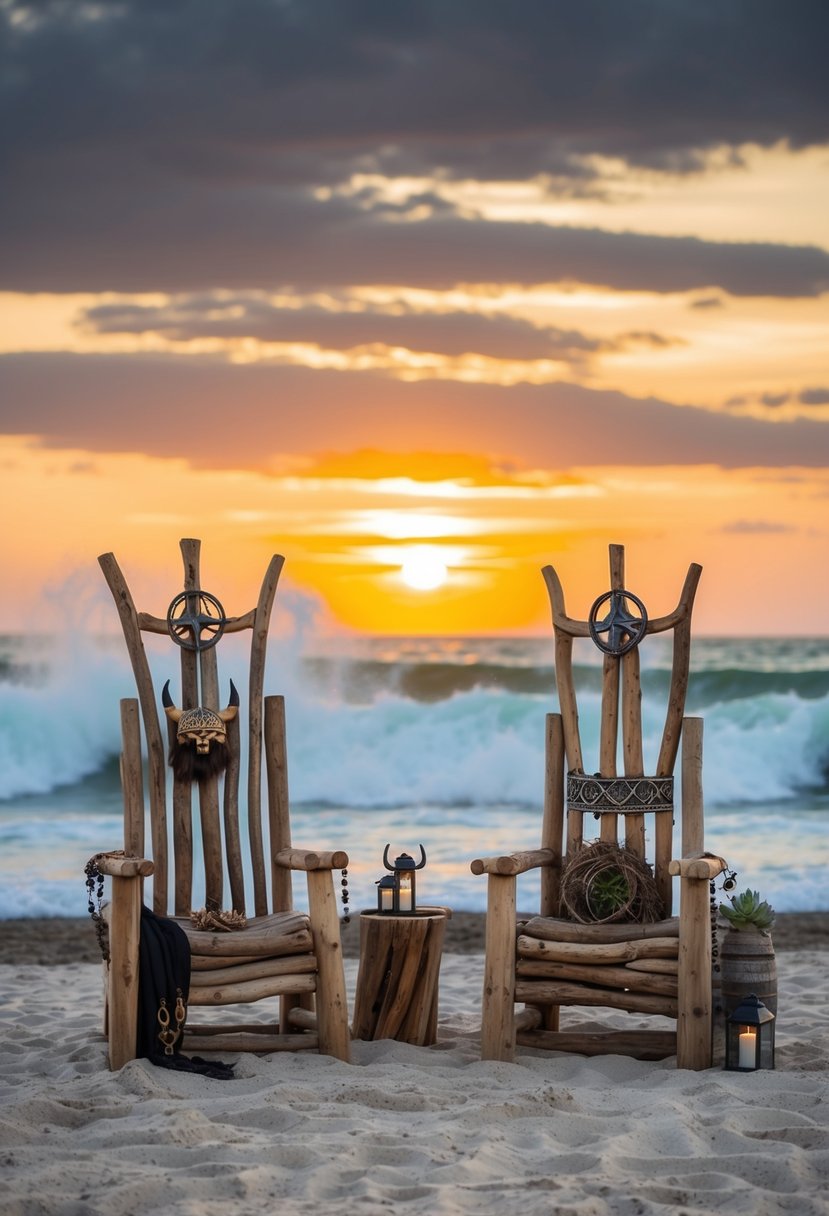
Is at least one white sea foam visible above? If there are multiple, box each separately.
[0,630,827,916]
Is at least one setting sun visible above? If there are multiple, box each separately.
[399,547,449,591]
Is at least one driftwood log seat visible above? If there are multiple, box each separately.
[472,544,725,1070]
[94,538,350,1068]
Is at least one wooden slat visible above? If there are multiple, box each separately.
[517,934,679,963]
[182,1031,318,1053]
[626,957,679,975]
[178,540,224,914]
[522,915,679,944]
[189,972,316,1005]
[248,555,284,916]
[181,910,313,957]
[171,756,193,917]
[516,1028,677,1060]
[540,713,564,917]
[266,695,293,912]
[120,700,144,860]
[515,979,677,1017]
[656,564,702,776]
[223,712,245,913]
[98,551,169,914]
[598,545,624,843]
[516,960,678,996]
[680,716,705,857]
[189,953,317,986]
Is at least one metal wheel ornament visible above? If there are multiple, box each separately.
[588,589,648,656]
[166,589,227,651]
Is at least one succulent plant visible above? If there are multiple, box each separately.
[719,888,776,934]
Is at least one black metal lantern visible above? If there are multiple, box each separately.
[382,844,426,914]
[724,993,776,1071]
[376,874,397,913]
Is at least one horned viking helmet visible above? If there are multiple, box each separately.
[161,680,239,753]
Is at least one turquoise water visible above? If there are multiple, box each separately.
[1,633,827,917]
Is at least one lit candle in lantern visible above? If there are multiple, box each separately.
[725,994,775,1072]
[738,1030,756,1069]
[398,878,412,912]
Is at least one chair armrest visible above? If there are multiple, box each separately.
[470,848,556,877]
[668,851,727,880]
[274,846,349,872]
[92,853,154,878]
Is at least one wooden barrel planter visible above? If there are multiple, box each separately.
[719,929,777,1017]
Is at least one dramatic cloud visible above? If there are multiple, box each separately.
[3,1,827,173]
[82,295,674,363]
[1,352,827,470]
[5,186,829,297]
[2,1,828,295]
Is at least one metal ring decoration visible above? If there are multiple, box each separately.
[587,588,648,656]
[166,589,227,651]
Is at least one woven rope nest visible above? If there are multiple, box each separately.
[560,841,663,924]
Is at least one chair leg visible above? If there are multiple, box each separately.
[107,876,142,1070]
[677,874,713,1070]
[481,873,516,1061]
[306,869,351,1063]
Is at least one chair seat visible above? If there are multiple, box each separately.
[172,910,319,1007]
[176,909,314,963]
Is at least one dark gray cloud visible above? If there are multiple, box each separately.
[4,182,828,297]
[83,294,669,362]
[1,352,827,470]
[726,387,829,410]
[799,387,829,405]
[3,1,826,171]
[1,1,827,296]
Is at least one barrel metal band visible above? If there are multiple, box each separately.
[567,772,674,816]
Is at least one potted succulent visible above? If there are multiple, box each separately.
[719,888,777,1017]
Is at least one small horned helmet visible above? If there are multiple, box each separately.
[161,680,239,782]
[162,680,239,751]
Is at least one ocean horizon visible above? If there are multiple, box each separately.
[1,630,827,920]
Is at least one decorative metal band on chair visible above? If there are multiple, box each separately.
[567,772,674,816]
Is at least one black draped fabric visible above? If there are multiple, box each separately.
[137,905,235,1080]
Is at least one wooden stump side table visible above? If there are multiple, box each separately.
[351,907,450,1046]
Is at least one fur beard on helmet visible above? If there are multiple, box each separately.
[169,740,230,784]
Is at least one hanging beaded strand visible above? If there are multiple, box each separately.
[340,868,351,925]
[84,854,111,963]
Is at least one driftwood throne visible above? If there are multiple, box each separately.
[472,544,725,1070]
[94,538,350,1068]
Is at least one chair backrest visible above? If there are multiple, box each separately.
[99,538,292,919]
[541,543,701,916]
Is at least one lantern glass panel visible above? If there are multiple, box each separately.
[724,994,775,1071]
[398,873,414,913]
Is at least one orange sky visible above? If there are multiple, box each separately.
[1,4,827,637]
[2,435,826,636]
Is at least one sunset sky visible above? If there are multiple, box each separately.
[1,1,827,636]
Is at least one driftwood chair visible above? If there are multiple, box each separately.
[93,538,350,1068]
[472,544,725,1070]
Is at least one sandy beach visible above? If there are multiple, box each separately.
[0,914,827,1216]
